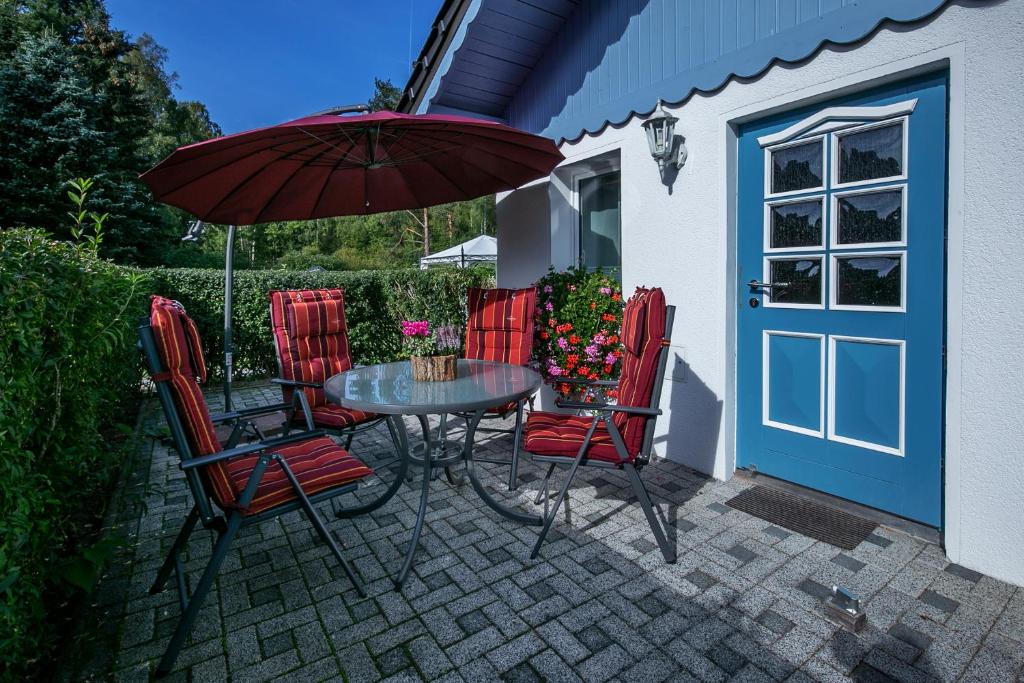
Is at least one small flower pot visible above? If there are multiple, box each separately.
[410,354,458,382]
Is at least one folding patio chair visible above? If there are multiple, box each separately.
[458,286,538,490]
[524,287,677,563]
[269,288,385,449]
[139,296,405,677]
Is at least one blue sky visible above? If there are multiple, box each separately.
[106,0,444,134]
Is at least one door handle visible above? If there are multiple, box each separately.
[748,280,790,291]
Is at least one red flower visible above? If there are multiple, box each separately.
[576,366,591,376]
[569,334,581,345]
[611,293,622,301]
[559,383,571,396]
[601,313,616,322]
[608,335,619,344]
[607,389,619,399]
[589,372,599,380]
[603,364,613,374]
[540,331,549,340]
[548,318,557,328]
[589,301,596,310]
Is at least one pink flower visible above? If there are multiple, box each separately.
[544,301,554,311]
[401,320,430,337]
[592,334,606,345]
[548,366,563,376]
[568,285,577,291]
[599,286,612,295]
[585,344,600,360]
[543,285,553,293]
[557,337,569,350]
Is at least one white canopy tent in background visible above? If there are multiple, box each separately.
[418,234,497,269]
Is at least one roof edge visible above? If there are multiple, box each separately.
[397,0,473,114]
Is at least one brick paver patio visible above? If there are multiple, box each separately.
[66,382,1023,682]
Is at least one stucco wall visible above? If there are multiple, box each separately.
[495,2,1024,585]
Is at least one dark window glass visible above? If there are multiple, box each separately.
[836,190,903,244]
[836,256,902,307]
[838,123,903,184]
[769,258,822,305]
[771,140,823,194]
[770,200,822,249]
[579,171,621,275]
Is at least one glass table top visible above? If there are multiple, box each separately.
[324,360,542,415]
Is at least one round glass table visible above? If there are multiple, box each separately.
[324,359,543,587]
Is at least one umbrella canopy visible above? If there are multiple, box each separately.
[140,110,563,225]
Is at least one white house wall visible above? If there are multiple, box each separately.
[494,2,1024,586]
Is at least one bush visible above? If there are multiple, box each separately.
[533,267,625,398]
[147,266,496,378]
[0,229,149,676]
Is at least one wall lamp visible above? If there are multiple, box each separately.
[642,99,687,173]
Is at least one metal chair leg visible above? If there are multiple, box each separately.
[624,463,676,563]
[534,464,556,505]
[156,512,242,677]
[272,455,366,596]
[150,506,200,595]
[508,400,524,491]
[395,449,432,588]
[343,430,355,451]
[530,419,598,560]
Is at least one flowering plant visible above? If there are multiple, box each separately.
[401,320,462,357]
[533,267,624,400]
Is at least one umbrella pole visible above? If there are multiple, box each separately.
[223,224,236,412]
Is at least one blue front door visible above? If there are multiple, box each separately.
[736,73,947,526]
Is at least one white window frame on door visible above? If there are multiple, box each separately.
[764,194,826,254]
[830,116,910,191]
[829,250,907,313]
[827,335,906,457]
[762,330,826,438]
[763,134,828,200]
[762,255,827,310]
[830,184,908,250]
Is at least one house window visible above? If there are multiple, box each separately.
[578,171,621,274]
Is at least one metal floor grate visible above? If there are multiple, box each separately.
[726,485,878,550]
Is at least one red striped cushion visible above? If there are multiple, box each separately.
[224,436,372,515]
[613,288,667,458]
[464,287,536,366]
[524,411,621,463]
[305,404,376,429]
[149,297,233,507]
[288,298,346,338]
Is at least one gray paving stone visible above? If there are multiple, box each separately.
[65,389,1021,683]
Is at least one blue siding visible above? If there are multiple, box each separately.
[424,0,952,142]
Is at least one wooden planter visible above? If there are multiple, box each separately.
[410,354,458,382]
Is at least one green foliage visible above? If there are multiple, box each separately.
[369,76,401,112]
[0,228,149,676]
[0,2,220,264]
[534,268,625,397]
[148,267,496,378]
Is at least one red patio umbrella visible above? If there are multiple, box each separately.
[141,109,563,409]
[141,110,563,224]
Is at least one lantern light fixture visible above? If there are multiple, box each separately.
[642,99,687,172]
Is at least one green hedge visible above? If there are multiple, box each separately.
[0,229,149,676]
[147,266,496,380]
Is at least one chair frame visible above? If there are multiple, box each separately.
[138,318,407,677]
[528,306,677,563]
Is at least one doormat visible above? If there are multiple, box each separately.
[726,485,878,550]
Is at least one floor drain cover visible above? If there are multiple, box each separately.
[726,485,878,550]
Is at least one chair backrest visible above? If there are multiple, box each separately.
[140,296,240,518]
[464,287,537,365]
[269,289,354,409]
[613,287,674,461]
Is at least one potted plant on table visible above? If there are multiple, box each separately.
[402,320,462,381]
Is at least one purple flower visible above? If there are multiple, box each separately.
[599,286,611,295]
[557,337,569,350]
[604,352,617,365]
[548,366,563,376]
[585,344,600,361]
[544,301,554,311]
[543,285,553,293]
[592,334,606,345]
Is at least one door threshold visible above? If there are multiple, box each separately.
[733,468,941,546]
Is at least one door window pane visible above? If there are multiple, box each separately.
[770,140,823,194]
[836,189,903,245]
[769,199,823,249]
[579,171,621,273]
[837,122,903,184]
[769,258,822,305]
[835,255,902,307]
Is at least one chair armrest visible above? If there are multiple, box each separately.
[181,430,328,470]
[209,402,292,424]
[271,378,323,389]
[557,377,620,387]
[554,400,661,416]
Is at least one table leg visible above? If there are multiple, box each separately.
[335,414,410,518]
[394,415,432,589]
[463,409,543,527]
